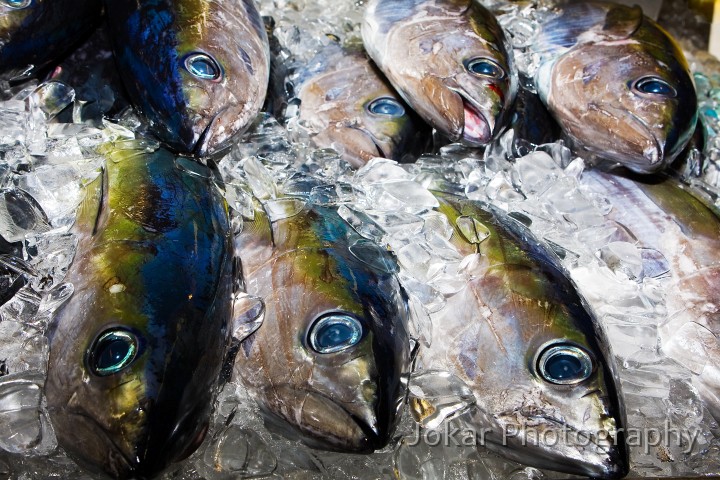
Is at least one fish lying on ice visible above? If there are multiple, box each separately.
[362,0,517,146]
[414,190,628,479]
[233,173,413,452]
[532,1,698,174]
[581,168,720,422]
[104,0,270,157]
[45,140,241,479]
[270,41,430,167]
[0,0,101,82]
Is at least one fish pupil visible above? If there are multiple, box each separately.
[537,344,592,385]
[184,53,222,81]
[309,313,363,353]
[635,77,675,97]
[89,330,138,376]
[465,58,503,79]
[367,98,405,117]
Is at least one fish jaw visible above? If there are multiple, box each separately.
[261,386,385,452]
[312,126,384,168]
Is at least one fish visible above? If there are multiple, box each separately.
[270,40,431,168]
[44,140,239,479]
[532,1,698,174]
[581,168,720,422]
[362,0,518,147]
[233,173,413,452]
[103,0,270,157]
[0,0,101,82]
[414,190,628,479]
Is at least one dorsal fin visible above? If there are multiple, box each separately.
[75,166,107,236]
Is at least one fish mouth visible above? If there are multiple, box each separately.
[488,412,628,479]
[462,100,492,146]
[262,385,383,453]
[192,107,231,158]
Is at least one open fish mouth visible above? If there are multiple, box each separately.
[263,385,382,452]
[462,101,491,146]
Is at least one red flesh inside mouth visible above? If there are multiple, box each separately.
[462,102,491,146]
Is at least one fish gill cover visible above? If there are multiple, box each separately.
[0,0,719,479]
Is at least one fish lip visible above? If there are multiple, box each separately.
[451,88,492,146]
[264,385,382,452]
[192,107,229,158]
[349,125,388,159]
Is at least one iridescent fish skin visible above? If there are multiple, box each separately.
[582,169,720,422]
[0,0,101,81]
[274,42,430,168]
[362,0,517,146]
[533,1,698,174]
[104,0,270,157]
[421,192,628,479]
[45,141,234,479]
[233,187,411,452]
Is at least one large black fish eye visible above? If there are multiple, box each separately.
[3,0,31,9]
[465,57,505,79]
[308,312,364,354]
[634,76,676,97]
[367,97,405,118]
[183,53,222,81]
[88,329,139,376]
[537,344,593,385]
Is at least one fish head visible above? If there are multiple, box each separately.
[296,51,428,167]
[107,0,269,157]
[45,148,234,479]
[543,24,697,173]
[236,243,411,452]
[364,1,517,145]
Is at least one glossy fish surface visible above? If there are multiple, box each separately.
[104,0,270,157]
[582,169,720,422]
[418,191,628,479]
[0,0,101,82]
[533,1,698,173]
[362,0,517,146]
[45,140,235,479]
[272,41,430,167]
[233,175,412,453]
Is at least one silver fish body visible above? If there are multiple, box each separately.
[233,183,412,452]
[417,191,628,479]
[362,0,518,146]
[271,41,430,167]
[533,1,698,174]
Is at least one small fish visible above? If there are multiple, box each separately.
[233,174,412,452]
[45,140,238,479]
[104,0,270,157]
[271,41,430,167]
[362,0,517,146]
[582,169,720,422]
[416,191,628,479]
[532,1,698,174]
[0,0,101,82]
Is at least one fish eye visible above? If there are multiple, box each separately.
[3,0,31,8]
[537,344,593,385]
[634,76,676,97]
[88,329,139,376]
[183,53,222,81]
[308,312,364,354]
[367,97,405,117]
[465,57,505,79]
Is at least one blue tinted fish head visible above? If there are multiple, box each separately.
[45,147,234,478]
[235,246,411,452]
[542,24,697,173]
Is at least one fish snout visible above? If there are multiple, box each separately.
[313,126,385,168]
[262,386,385,452]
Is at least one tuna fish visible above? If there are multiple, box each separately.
[532,1,698,174]
[104,0,270,157]
[45,139,239,479]
[415,190,628,479]
[233,173,413,452]
[362,0,517,146]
